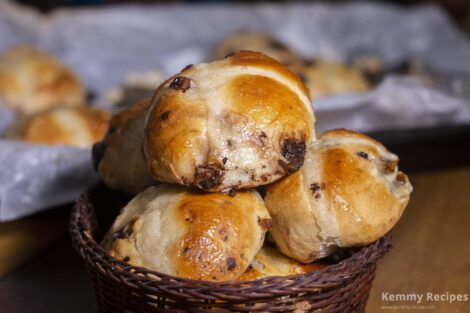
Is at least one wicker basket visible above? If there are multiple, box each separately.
[70,185,392,313]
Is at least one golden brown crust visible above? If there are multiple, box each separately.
[228,74,310,129]
[144,91,209,186]
[228,51,311,101]
[105,185,270,281]
[0,45,85,114]
[322,147,402,245]
[174,190,269,281]
[13,106,109,148]
[265,129,412,262]
[144,51,314,192]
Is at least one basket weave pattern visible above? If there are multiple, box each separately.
[70,188,392,313]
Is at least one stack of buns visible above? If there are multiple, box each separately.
[0,45,109,148]
[96,51,412,282]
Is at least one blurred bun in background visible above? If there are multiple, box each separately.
[10,106,109,148]
[0,46,85,114]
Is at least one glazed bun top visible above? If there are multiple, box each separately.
[264,128,412,262]
[104,185,271,281]
[316,129,412,209]
[144,51,314,192]
[0,45,85,114]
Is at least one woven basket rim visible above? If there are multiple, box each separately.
[70,186,392,297]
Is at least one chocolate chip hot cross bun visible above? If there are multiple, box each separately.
[103,185,271,281]
[144,51,315,192]
[265,129,412,263]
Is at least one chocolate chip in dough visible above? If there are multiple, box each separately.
[381,157,399,174]
[227,257,236,271]
[169,76,191,92]
[160,111,170,121]
[310,182,325,199]
[279,139,306,173]
[356,151,369,160]
[228,189,236,197]
[195,164,225,191]
[257,217,272,231]
[113,218,138,240]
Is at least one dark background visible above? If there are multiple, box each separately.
[14,0,470,34]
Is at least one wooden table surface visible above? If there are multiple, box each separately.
[0,167,469,313]
[366,167,470,313]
